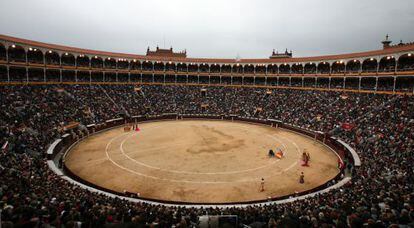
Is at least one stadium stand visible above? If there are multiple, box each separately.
[0,85,413,227]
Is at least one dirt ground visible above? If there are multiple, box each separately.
[65,120,339,204]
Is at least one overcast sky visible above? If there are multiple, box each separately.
[0,0,413,59]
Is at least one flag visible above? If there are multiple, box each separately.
[338,158,344,169]
[341,123,355,131]
[1,141,9,151]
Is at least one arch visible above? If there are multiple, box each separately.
[61,52,76,66]
[142,61,153,71]
[267,64,278,74]
[397,53,414,71]
[255,64,266,74]
[0,43,6,61]
[331,61,345,74]
[210,63,220,73]
[117,59,129,69]
[243,64,254,74]
[362,58,378,72]
[130,59,141,70]
[378,56,396,72]
[346,60,361,73]
[317,62,330,74]
[104,57,117,69]
[221,64,231,73]
[76,55,90,68]
[27,48,44,64]
[91,56,104,68]
[304,63,316,74]
[188,63,198,72]
[176,62,187,72]
[199,63,209,72]
[232,64,243,74]
[291,63,303,74]
[153,61,165,71]
[45,50,60,65]
[279,63,290,74]
[8,44,26,62]
[165,61,176,71]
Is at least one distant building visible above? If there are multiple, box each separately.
[269,49,292,59]
[146,46,187,58]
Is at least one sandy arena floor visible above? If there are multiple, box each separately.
[65,120,339,204]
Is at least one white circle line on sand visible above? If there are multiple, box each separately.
[118,124,289,175]
[103,122,302,183]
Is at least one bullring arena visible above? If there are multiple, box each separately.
[1,5,414,225]
[64,119,339,204]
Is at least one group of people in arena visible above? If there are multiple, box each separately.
[0,84,413,227]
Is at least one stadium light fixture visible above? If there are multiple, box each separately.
[11,45,16,48]
[408,53,412,57]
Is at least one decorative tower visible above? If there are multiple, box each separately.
[382,34,392,49]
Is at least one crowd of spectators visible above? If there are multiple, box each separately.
[0,84,413,227]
